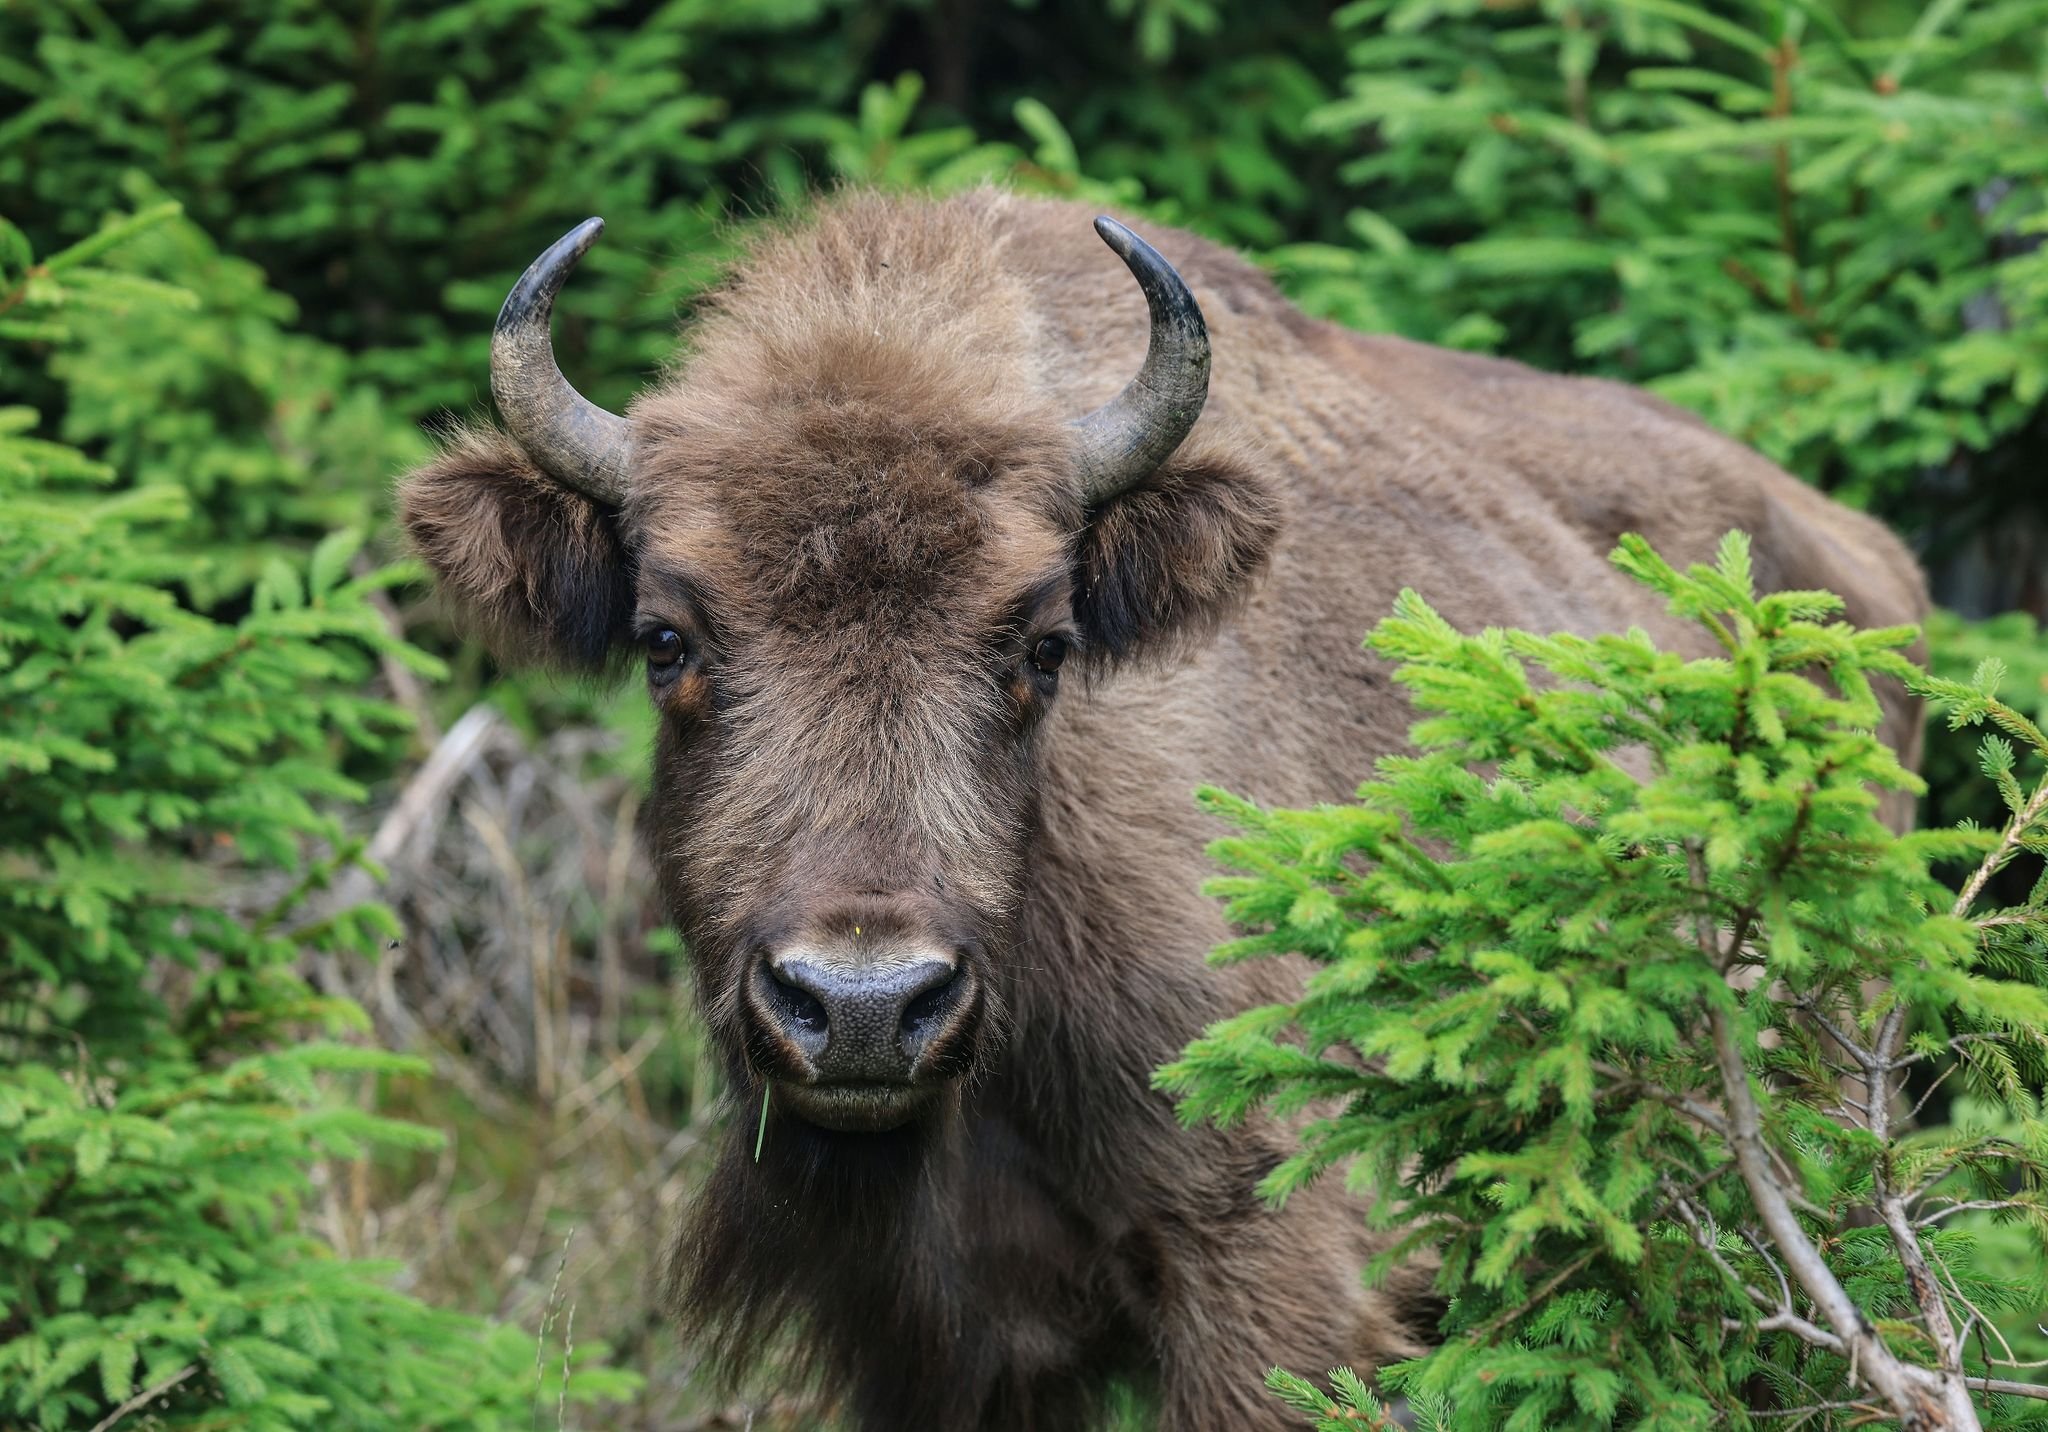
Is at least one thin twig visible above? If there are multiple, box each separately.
[1594,1061,1730,1137]
[1752,1403,1879,1423]
[1741,1227,1795,1311]
[1915,1199,2022,1228]
[1969,1378,2048,1402]
[88,1364,198,1432]
[1669,1189,1781,1318]
[1935,1254,2016,1368]
[1794,997,1880,1071]
[1907,1058,1963,1124]
[1466,1247,1601,1344]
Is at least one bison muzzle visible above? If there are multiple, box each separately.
[399,188,1926,1431]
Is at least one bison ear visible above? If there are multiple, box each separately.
[398,424,633,674]
[1069,441,1282,666]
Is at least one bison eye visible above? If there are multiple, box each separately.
[1031,634,1069,677]
[646,628,685,673]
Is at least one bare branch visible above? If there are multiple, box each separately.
[1972,913,2048,930]
[1751,1402,1880,1423]
[1706,1003,1966,1424]
[1933,1253,2017,1368]
[312,702,505,927]
[1751,1309,1848,1351]
[1907,1160,1971,1207]
[1908,1059,1963,1124]
[1915,1199,2023,1228]
[1594,1061,1730,1137]
[1794,997,1881,1071]
[1670,1192,1778,1316]
[1465,1247,1601,1344]
[1741,1227,1794,1312]
[88,1365,198,1432]
[1664,1184,1855,1359]
[1687,842,1728,972]
[1969,1377,2048,1402]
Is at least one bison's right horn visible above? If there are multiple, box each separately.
[491,218,633,508]
[1068,217,1212,507]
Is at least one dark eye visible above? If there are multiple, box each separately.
[1030,634,1069,676]
[646,628,685,673]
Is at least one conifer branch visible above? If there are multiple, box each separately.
[1952,768,2048,922]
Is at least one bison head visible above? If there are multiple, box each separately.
[400,195,1277,1139]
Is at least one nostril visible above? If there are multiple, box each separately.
[900,981,950,1034]
[899,966,963,1039]
[766,968,828,1034]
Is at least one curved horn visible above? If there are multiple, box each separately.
[1069,217,1212,507]
[491,218,633,507]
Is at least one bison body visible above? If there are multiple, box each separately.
[400,189,1925,1430]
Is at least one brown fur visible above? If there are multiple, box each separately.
[398,424,634,672]
[398,188,1928,1430]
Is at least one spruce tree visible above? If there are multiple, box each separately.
[0,205,635,1428]
[1163,534,2048,1429]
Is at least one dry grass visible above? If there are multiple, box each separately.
[307,703,820,1429]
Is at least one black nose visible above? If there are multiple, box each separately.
[759,954,969,1081]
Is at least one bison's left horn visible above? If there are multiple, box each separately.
[491,218,633,508]
[1069,217,1212,507]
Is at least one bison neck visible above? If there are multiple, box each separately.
[666,1069,1157,1428]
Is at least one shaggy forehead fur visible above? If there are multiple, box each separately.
[621,195,1084,677]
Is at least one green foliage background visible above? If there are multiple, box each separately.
[8,0,2044,553]
[1,0,2044,1427]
